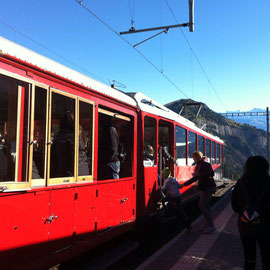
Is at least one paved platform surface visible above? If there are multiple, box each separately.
[137,192,263,270]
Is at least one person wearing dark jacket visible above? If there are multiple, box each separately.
[180,151,216,234]
[99,117,120,179]
[231,156,270,270]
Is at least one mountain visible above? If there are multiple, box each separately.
[225,108,267,131]
[165,99,268,179]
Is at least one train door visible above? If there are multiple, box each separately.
[47,89,77,263]
[0,75,49,268]
[96,107,135,232]
[158,120,175,181]
[142,116,158,214]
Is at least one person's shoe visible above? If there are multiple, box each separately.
[203,226,216,234]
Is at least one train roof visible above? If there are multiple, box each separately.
[0,36,137,107]
[129,92,224,144]
[0,37,223,144]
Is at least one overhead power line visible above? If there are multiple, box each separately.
[0,19,108,84]
[74,0,189,99]
[163,0,227,112]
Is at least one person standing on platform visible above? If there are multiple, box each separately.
[231,156,270,270]
[180,151,216,234]
[161,168,192,231]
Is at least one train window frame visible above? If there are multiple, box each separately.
[30,84,49,187]
[0,74,32,192]
[77,97,95,182]
[47,88,77,185]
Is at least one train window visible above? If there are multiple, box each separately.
[159,120,173,170]
[221,145,224,164]
[98,108,133,180]
[217,144,220,164]
[198,135,204,155]
[143,116,157,167]
[49,91,76,183]
[206,139,210,160]
[0,75,31,190]
[175,126,186,166]
[30,86,48,185]
[78,100,94,180]
[188,131,197,166]
[211,141,216,164]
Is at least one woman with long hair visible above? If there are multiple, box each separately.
[181,151,216,234]
[231,156,270,270]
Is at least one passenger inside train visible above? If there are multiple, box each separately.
[98,111,133,180]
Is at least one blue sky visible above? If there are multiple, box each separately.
[0,0,269,112]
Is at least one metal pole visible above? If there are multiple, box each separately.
[120,23,189,35]
[267,107,269,164]
[189,0,194,32]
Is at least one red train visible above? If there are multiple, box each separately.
[0,36,224,269]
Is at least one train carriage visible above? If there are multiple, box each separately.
[0,36,137,269]
[0,36,224,269]
[129,92,224,217]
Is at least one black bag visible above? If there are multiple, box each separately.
[118,143,127,163]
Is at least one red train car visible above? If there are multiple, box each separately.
[0,36,224,269]
[129,93,224,218]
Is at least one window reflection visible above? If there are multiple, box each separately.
[206,139,210,161]
[188,131,197,165]
[32,87,47,179]
[50,92,75,178]
[175,126,186,166]
[0,77,18,181]
[78,101,93,177]
[143,117,157,167]
[198,135,204,155]
[211,141,215,164]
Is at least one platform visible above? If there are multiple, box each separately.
[137,191,263,270]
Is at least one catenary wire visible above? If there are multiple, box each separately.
[164,0,227,111]
[74,0,190,99]
[0,19,108,84]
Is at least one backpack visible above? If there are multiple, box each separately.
[238,183,268,237]
[118,143,127,164]
[239,203,263,237]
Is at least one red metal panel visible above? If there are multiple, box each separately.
[176,165,195,193]
[73,185,96,255]
[0,191,50,269]
[143,166,158,214]
[94,184,110,231]
[108,181,122,227]
[49,188,75,265]
[122,180,136,223]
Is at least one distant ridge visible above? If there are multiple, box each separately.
[225,108,267,131]
[165,99,268,179]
